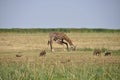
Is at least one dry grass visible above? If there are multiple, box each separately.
[0,32,120,52]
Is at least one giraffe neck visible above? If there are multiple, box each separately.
[63,35,74,46]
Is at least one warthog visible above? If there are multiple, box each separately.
[93,49,101,56]
[104,51,111,56]
[16,54,22,57]
[40,50,46,56]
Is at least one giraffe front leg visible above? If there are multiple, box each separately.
[62,41,69,51]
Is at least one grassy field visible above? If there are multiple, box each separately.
[0,30,120,80]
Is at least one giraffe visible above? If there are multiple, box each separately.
[48,32,76,51]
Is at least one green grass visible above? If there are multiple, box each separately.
[0,57,120,80]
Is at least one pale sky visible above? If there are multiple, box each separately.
[0,0,120,29]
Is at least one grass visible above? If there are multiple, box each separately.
[0,30,120,80]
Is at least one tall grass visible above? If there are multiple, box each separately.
[0,57,120,80]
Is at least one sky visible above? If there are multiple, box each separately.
[0,0,120,29]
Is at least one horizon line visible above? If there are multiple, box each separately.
[0,27,120,30]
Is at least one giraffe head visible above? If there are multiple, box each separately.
[70,45,76,51]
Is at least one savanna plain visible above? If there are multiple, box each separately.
[0,30,120,80]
